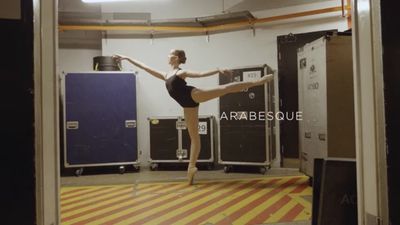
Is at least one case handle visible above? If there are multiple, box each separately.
[66,121,79,130]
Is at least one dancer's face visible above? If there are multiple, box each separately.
[168,50,179,65]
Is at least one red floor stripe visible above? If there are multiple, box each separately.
[100,180,242,225]
[61,186,130,208]
[61,188,90,196]
[279,203,305,222]
[62,184,160,213]
[61,186,112,202]
[214,177,301,225]
[139,179,265,225]
[245,196,292,225]
[61,187,133,213]
[290,181,309,194]
[62,183,181,223]
[68,182,223,225]
[169,179,280,225]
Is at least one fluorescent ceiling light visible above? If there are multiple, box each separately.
[82,0,129,2]
[82,0,166,3]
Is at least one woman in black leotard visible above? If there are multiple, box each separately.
[113,50,273,185]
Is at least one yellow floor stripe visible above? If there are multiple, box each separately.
[264,198,299,223]
[202,177,292,225]
[287,186,312,222]
[61,186,127,207]
[61,186,114,202]
[233,179,305,225]
[202,179,287,224]
[61,187,88,195]
[289,193,312,209]
[206,177,301,225]
[61,186,136,212]
[164,178,275,225]
[62,183,190,224]
[102,181,239,225]
[61,176,312,225]
[295,209,312,221]
[140,179,264,225]
[61,186,105,199]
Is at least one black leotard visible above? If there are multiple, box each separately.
[165,69,199,108]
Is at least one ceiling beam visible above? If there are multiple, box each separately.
[59,5,351,34]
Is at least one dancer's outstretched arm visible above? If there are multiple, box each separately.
[113,54,166,81]
[179,68,232,79]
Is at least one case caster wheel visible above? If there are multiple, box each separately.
[75,168,83,177]
[133,165,140,172]
[150,163,159,171]
[259,167,267,175]
[308,176,313,187]
[119,166,126,174]
[224,165,232,173]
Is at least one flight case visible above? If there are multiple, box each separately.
[148,115,217,170]
[218,65,277,174]
[62,72,139,176]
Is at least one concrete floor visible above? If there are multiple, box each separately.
[61,167,311,225]
[61,167,304,186]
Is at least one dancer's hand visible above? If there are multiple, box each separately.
[112,54,128,62]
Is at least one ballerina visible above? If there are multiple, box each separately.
[113,49,273,185]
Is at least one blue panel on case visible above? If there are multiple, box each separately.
[65,73,137,165]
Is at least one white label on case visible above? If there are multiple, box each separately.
[243,71,261,82]
[198,122,207,135]
[176,121,187,130]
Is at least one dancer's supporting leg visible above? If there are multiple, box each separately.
[184,106,200,185]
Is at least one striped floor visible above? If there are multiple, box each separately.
[61,175,311,225]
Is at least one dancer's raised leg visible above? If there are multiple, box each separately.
[191,73,273,103]
[183,107,201,185]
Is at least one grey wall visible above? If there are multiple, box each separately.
[59,48,102,73]
[101,18,348,167]
[58,0,349,168]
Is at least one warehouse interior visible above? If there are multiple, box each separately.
[1,0,399,225]
[58,1,356,224]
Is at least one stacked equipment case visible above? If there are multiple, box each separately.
[148,116,217,170]
[218,65,277,174]
[297,34,355,178]
[62,72,139,176]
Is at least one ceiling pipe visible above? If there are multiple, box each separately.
[341,0,345,17]
[59,5,351,33]
[347,0,352,28]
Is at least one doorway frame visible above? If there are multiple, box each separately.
[34,0,60,224]
[34,0,390,224]
[352,0,389,224]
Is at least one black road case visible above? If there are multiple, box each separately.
[62,72,139,176]
[219,65,276,174]
[148,115,217,170]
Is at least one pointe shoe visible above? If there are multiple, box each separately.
[261,74,274,83]
[187,167,198,185]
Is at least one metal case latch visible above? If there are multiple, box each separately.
[125,120,137,128]
[66,121,79,130]
[176,121,187,130]
[318,133,326,141]
[176,149,188,160]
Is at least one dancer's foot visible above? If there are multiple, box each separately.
[187,167,198,185]
[257,74,274,85]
